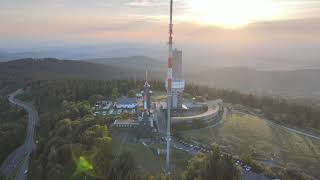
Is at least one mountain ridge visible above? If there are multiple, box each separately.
[1,57,320,99]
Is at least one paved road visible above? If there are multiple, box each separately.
[154,102,274,179]
[264,118,320,141]
[172,105,219,121]
[0,89,38,180]
[155,100,223,135]
[194,104,227,130]
[233,109,320,141]
[154,100,225,155]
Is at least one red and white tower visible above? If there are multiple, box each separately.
[165,0,173,174]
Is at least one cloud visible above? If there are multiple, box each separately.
[77,17,159,33]
[1,0,320,50]
[125,0,167,7]
[124,0,188,15]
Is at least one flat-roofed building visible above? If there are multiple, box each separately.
[115,97,137,109]
[93,100,113,116]
[113,120,139,128]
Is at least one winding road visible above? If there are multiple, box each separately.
[234,109,320,141]
[264,118,320,140]
[0,89,38,180]
[154,100,225,155]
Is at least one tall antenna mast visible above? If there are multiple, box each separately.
[145,66,148,82]
[166,0,173,175]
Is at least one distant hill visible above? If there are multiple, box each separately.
[83,56,166,72]
[187,67,320,98]
[0,58,149,83]
[1,58,320,99]
[0,52,41,61]
[86,56,320,98]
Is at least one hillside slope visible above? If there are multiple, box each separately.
[2,58,320,99]
[85,56,320,98]
[84,56,166,72]
[187,67,320,98]
[0,58,153,92]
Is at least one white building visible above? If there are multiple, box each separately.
[172,49,183,80]
[113,120,139,128]
[93,101,113,116]
[115,97,137,109]
[165,49,185,109]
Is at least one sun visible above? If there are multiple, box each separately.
[186,0,284,28]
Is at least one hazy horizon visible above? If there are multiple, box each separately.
[2,2,320,180]
[1,0,320,70]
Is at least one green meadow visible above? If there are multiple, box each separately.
[180,113,320,178]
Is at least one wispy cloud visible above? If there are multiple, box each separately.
[125,0,168,7]
[0,0,320,47]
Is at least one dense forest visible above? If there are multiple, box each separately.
[0,96,27,163]
[28,99,139,180]
[1,79,315,179]
[23,80,240,180]
[185,83,320,132]
[0,58,160,88]
[1,59,319,133]
[26,79,320,133]
[25,80,163,112]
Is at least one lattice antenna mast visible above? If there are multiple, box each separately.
[166,0,173,175]
[145,65,148,82]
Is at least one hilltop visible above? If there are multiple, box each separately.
[2,57,320,99]
[83,56,166,72]
[0,58,149,83]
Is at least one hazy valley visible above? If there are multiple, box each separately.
[2,57,320,100]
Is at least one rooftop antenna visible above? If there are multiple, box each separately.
[146,65,148,82]
[165,0,173,175]
[145,65,150,86]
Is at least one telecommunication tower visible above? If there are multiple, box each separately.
[165,0,174,175]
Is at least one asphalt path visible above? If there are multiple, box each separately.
[154,100,224,155]
[0,89,38,180]
[264,118,320,140]
[233,109,320,141]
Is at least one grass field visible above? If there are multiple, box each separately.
[180,113,320,178]
[110,129,191,174]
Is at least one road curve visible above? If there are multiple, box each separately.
[0,89,38,180]
[234,109,320,141]
[264,118,320,141]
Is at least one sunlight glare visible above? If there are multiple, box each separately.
[187,0,285,28]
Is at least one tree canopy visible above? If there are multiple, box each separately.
[0,96,27,164]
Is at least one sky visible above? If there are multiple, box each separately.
[0,0,320,69]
